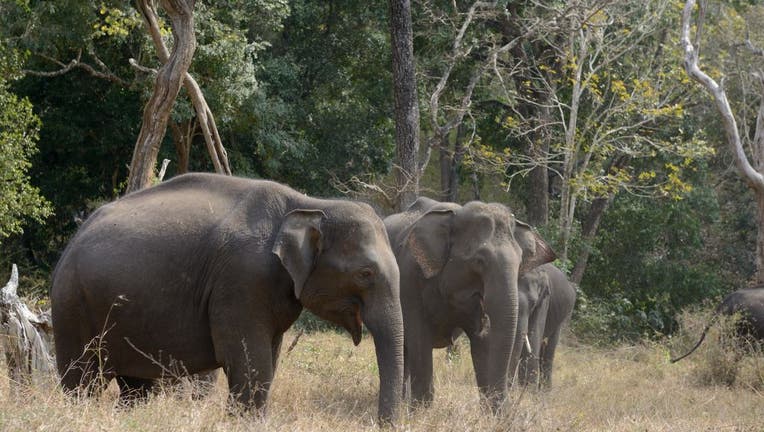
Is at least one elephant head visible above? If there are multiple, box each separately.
[273,204,403,421]
[510,266,552,385]
[400,201,554,408]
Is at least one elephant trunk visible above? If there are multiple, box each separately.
[363,295,404,423]
[508,302,529,386]
[470,267,518,412]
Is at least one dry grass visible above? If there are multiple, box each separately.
[0,329,762,431]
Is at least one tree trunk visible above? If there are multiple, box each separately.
[757,194,764,285]
[127,0,197,193]
[570,195,613,285]
[389,0,421,211]
[558,31,589,264]
[439,125,466,202]
[525,91,554,227]
[471,172,481,200]
[169,120,194,174]
[526,144,549,227]
[439,135,452,201]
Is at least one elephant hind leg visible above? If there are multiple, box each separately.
[116,376,155,406]
[56,342,112,398]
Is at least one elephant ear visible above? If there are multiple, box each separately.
[401,209,454,279]
[272,209,326,299]
[514,220,556,275]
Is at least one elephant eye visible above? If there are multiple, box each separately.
[356,267,375,281]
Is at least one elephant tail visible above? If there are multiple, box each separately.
[670,315,717,363]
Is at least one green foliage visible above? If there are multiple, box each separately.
[294,310,342,333]
[228,0,395,195]
[577,182,738,343]
[0,43,52,240]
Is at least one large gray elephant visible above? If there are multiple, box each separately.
[51,173,403,421]
[508,263,576,388]
[384,197,554,410]
[671,286,764,363]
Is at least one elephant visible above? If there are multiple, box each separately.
[383,197,555,411]
[671,286,764,363]
[50,173,404,421]
[508,263,576,389]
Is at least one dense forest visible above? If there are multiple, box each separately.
[1,0,762,343]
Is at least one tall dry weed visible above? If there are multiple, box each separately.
[0,330,761,431]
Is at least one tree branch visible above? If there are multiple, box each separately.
[23,51,129,87]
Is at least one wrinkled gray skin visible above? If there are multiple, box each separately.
[671,286,764,363]
[51,173,403,421]
[508,263,576,388]
[384,197,555,411]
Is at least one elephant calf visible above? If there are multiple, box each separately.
[51,173,404,421]
[384,197,554,411]
[671,286,764,363]
[509,263,576,388]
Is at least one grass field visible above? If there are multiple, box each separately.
[0,327,761,431]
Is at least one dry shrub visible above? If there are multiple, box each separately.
[670,307,764,390]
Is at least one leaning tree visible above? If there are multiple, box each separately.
[127,0,230,193]
[681,0,764,285]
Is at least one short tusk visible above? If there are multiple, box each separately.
[524,334,532,354]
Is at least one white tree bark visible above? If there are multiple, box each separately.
[681,0,764,284]
[1,265,55,387]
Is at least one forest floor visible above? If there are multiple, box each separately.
[0,329,761,432]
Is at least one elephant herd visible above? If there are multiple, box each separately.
[50,173,764,423]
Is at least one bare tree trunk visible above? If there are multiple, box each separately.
[169,120,194,174]
[558,28,589,264]
[439,125,466,202]
[570,195,613,285]
[525,89,554,227]
[389,0,421,211]
[526,143,549,227]
[757,196,764,285]
[471,172,481,200]
[440,135,452,201]
[127,0,197,193]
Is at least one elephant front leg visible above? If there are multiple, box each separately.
[539,328,561,388]
[221,335,275,413]
[405,341,434,407]
[468,334,507,413]
[211,305,276,414]
[521,302,548,388]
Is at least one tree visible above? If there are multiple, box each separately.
[681,0,764,285]
[389,0,421,210]
[480,1,711,274]
[127,0,200,192]
[131,0,231,177]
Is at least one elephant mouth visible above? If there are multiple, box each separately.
[463,297,490,338]
[342,302,363,346]
[478,312,490,338]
